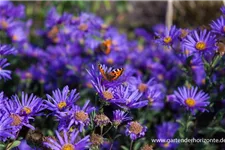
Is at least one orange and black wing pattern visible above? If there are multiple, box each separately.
[99,39,112,55]
[106,68,124,81]
[98,64,124,81]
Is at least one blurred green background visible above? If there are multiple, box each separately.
[14,1,225,33]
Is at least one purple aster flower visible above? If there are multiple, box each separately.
[182,29,217,55]
[45,86,80,116]
[43,129,90,150]
[0,58,11,81]
[116,85,148,109]
[0,112,16,142]
[112,110,132,127]
[210,16,225,36]
[45,7,60,28]
[173,86,210,114]
[11,92,43,118]
[4,99,35,131]
[0,44,16,55]
[125,121,147,141]
[153,24,166,34]
[190,55,206,85]
[86,65,124,105]
[0,91,7,109]
[156,122,179,149]
[128,76,154,93]
[221,6,225,15]
[146,84,165,111]
[155,25,180,46]
[94,113,111,127]
[67,100,95,132]
[8,27,27,42]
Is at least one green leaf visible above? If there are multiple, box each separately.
[134,142,141,150]
[176,119,185,127]
[121,145,129,150]
[6,140,21,150]
[104,1,111,10]
[0,144,5,148]
[187,121,194,130]
[212,55,221,68]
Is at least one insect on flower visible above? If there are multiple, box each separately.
[98,63,124,81]
[97,39,112,55]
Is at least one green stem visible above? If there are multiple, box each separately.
[130,140,133,150]
[100,126,103,135]
[102,125,113,136]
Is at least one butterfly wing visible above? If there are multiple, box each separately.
[100,39,112,55]
[98,64,108,80]
[106,68,124,81]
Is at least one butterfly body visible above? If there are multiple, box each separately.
[98,39,112,55]
[98,64,124,81]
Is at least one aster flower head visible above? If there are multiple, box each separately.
[156,122,179,149]
[45,86,80,115]
[182,29,217,55]
[3,99,35,131]
[8,26,28,42]
[116,85,148,110]
[146,84,165,111]
[0,58,11,81]
[221,6,225,15]
[112,110,132,127]
[128,76,154,93]
[11,92,43,118]
[67,100,95,132]
[0,44,16,55]
[210,16,225,36]
[155,25,179,46]
[94,114,111,127]
[0,112,16,142]
[43,129,90,150]
[173,86,210,114]
[125,121,147,140]
[90,133,104,147]
[0,91,7,109]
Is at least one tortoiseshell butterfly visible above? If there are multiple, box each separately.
[98,64,124,81]
[97,39,112,55]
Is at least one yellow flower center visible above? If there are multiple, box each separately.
[0,20,8,29]
[185,98,196,107]
[61,143,75,150]
[163,36,172,44]
[102,91,114,100]
[12,35,18,41]
[195,41,206,51]
[163,142,170,148]
[78,24,88,31]
[223,26,225,32]
[75,111,89,122]
[129,121,143,135]
[10,114,22,126]
[138,83,148,92]
[25,72,32,79]
[106,58,114,65]
[22,106,32,115]
[157,74,164,81]
[58,101,67,110]
[148,97,154,105]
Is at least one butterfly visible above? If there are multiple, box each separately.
[98,64,124,81]
[97,39,112,55]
